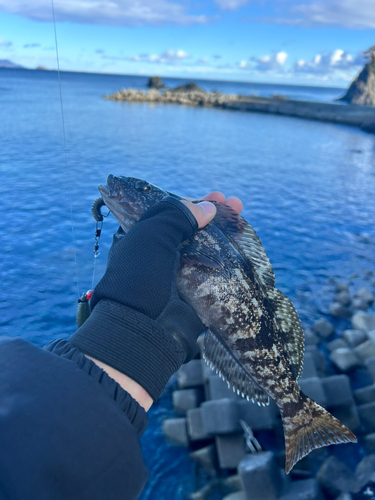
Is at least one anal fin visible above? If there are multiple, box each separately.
[203,328,270,406]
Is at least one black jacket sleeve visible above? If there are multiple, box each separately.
[0,337,149,500]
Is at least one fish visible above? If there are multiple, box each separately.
[95,174,357,473]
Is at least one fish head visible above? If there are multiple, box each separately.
[98,174,170,232]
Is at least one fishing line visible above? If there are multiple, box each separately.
[51,0,80,299]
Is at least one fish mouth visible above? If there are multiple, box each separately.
[98,174,142,217]
[99,174,122,199]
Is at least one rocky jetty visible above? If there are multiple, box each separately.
[105,83,375,135]
[105,87,240,107]
[338,62,375,106]
[162,272,375,500]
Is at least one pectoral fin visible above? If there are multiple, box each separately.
[203,328,270,406]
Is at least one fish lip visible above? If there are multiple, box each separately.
[98,184,109,197]
[98,176,142,218]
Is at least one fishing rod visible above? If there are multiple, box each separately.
[51,0,109,327]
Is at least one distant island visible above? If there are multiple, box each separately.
[0,59,24,69]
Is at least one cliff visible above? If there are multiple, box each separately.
[339,62,375,106]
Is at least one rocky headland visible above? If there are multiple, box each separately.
[162,273,375,500]
[105,78,375,135]
[338,47,375,106]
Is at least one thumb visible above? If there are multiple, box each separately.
[181,200,216,229]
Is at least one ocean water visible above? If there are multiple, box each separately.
[1,68,375,498]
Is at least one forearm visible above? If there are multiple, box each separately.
[85,355,153,411]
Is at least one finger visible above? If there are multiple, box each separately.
[181,200,217,229]
[225,197,243,214]
[200,191,226,203]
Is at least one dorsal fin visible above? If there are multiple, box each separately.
[268,288,305,380]
[203,328,270,406]
[212,203,275,290]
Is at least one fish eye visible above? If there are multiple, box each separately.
[135,181,151,193]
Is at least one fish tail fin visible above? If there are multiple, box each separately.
[281,394,357,474]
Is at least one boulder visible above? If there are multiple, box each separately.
[334,291,351,306]
[189,444,217,475]
[352,312,375,333]
[353,384,375,404]
[147,76,165,89]
[305,345,326,375]
[329,302,351,317]
[238,452,283,500]
[341,329,368,347]
[202,399,241,435]
[173,388,203,415]
[299,378,327,407]
[322,375,354,407]
[330,404,361,432]
[312,319,335,339]
[304,328,320,346]
[215,433,246,469]
[354,287,375,304]
[335,494,353,500]
[238,399,278,431]
[222,493,247,500]
[354,340,375,363]
[327,338,348,352]
[356,454,375,487]
[177,360,204,389]
[330,348,361,372]
[352,298,369,311]
[279,478,324,500]
[357,402,375,432]
[366,356,375,382]
[364,432,375,449]
[171,82,204,93]
[316,456,361,496]
[336,282,350,292]
[207,375,241,401]
[186,408,212,442]
[300,352,318,379]
[162,418,189,446]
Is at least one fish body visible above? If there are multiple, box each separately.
[97,174,356,473]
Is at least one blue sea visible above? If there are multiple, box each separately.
[1,68,375,499]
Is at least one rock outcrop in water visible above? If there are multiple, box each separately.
[147,76,165,89]
[338,62,375,106]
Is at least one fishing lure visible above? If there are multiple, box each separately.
[75,198,109,327]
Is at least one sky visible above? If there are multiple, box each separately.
[0,0,374,87]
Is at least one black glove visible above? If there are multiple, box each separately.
[69,197,205,401]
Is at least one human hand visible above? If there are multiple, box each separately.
[70,191,243,409]
[181,191,243,228]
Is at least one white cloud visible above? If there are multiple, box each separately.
[0,0,209,26]
[258,0,375,30]
[103,49,191,65]
[293,49,364,75]
[247,51,288,72]
[275,51,287,65]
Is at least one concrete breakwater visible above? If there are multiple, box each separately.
[105,88,375,134]
[162,276,375,500]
